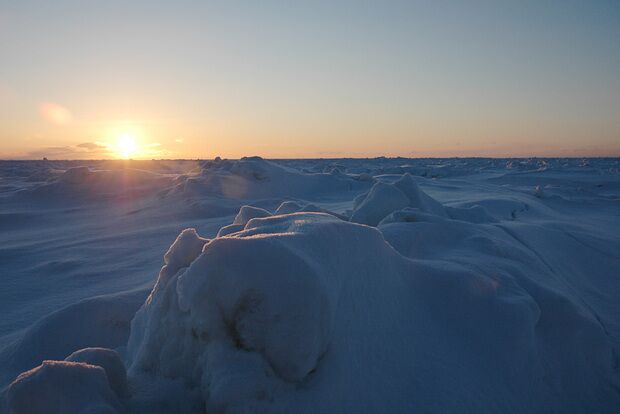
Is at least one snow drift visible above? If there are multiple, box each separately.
[6,360,122,414]
[0,290,145,388]
[170,156,370,200]
[1,158,619,413]
[16,166,173,202]
[122,208,619,412]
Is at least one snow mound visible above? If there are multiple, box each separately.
[122,212,618,412]
[216,205,272,237]
[126,213,342,411]
[19,166,172,202]
[350,173,447,226]
[349,181,410,226]
[0,290,145,388]
[59,166,92,183]
[65,348,128,398]
[351,173,498,225]
[274,200,303,215]
[171,156,369,200]
[126,228,209,373]
[274,200,347,220]
[6,360,122,414]
[163,228,209,269]
[5,207,619,412]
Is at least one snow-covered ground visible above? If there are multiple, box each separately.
[0,157,619,413]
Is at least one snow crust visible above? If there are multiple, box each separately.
[350,173,447,225]
[120,204,619,412]
[65,348,128,398]
[1,157,619,413]
[170,156,368,200]
[6,360,121,414]
[0,290,145,388]
[18,165,173,202]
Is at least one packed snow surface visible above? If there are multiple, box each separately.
[1,157,619,413]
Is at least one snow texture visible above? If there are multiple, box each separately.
[350,173,447,225]
[1,157,619,413]
[65,348,128,398]
[6,360,121,414]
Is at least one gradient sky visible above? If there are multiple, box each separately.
[1,0,619,159]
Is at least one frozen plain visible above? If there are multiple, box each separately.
[0,157,619,413]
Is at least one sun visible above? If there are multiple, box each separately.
[116,133,138,159]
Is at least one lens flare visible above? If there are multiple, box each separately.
[39,102,73,125]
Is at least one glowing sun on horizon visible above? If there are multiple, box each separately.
[116,133,138,159]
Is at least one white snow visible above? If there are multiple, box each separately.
[1,157,619,413]
[170,156,368,200]
[350,173,447,226]
[216,205,272,237]
[0,290,145,388]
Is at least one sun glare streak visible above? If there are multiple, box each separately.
[116,133,138,158]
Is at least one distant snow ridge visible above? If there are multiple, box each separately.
[217,202,346,237]
[348,173,499,226]
[17,165,172,201]
[349,173,448,226]
[216,205,272,237]
[348,173,500,225]
[172,156,369,199]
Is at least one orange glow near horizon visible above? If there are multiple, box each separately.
[115,133,139,159]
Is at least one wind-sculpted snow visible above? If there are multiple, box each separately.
[6,360,122,414]
[0,290,146,389]
[216,205,272,237]
[65,348,128,399]
[350,173,447,225]
[126,215,339,412]
[1,158,619,413]
[170,156,370,200]
[350,173,503,225]
[121,206,618,412]
[14,165,173,202]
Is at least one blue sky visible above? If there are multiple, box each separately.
[1,0,619,158]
